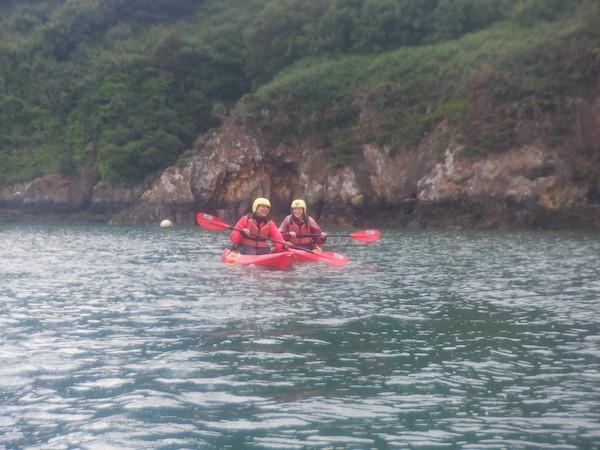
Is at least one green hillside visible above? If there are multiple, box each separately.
[246,4,599,165]
[0,0,597,185]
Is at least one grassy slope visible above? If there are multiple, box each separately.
[243,3,599,163]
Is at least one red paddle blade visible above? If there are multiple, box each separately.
[350,229,381,242]
[196,212,231,231]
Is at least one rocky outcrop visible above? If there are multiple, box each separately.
[416,145,587,207]
[101,113,599,228]
[0,174,90,211]
[1,93,599,229]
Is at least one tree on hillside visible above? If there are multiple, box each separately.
[245,0,328,83]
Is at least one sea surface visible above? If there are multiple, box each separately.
[1,224,599,449]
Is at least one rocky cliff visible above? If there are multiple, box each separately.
[1,91,599,229]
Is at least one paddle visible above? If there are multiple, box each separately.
[196,212,349,266]
[284,229,381,243]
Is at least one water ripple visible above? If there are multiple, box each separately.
[1,225,599,448]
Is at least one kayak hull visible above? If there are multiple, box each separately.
[290,247,321,263]
[221,249,295,270]
[290,247,341,263]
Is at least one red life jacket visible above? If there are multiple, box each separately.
[288,216,313,246]
[241,214,271,248]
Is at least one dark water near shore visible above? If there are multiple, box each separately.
[1,224,600,449]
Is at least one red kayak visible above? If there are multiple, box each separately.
[290,247,349,265]
[221,249,296,270]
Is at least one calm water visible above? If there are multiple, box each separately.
[1,224,599,449]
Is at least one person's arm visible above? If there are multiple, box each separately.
[309,216,327,244]
[278,215,290,234]
[230,216,248,245]
[279,215,297,238]
[269,221,286,251]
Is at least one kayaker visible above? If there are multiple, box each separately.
[279,199,327,250]
[230,197,287,255]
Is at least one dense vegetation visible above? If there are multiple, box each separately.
[241,0,599,164]
[0,0,598,185]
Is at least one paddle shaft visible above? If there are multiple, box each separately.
[285,233,349,238]
[282,230,380,242]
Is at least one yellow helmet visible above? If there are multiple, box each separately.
[290,199,307,213]
[252,197,271,213]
